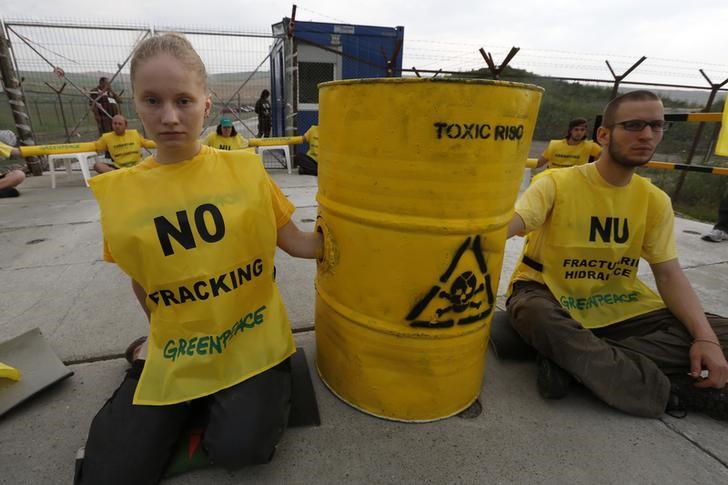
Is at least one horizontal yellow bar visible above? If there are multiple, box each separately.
[645,161,675,170]
[248,136,304,147]
[13,135,305,157]
[686,112,721,123]
[19,142,98,157]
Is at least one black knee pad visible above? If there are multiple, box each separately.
[206,431,281,470]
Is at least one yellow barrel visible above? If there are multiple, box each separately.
[315,78,543,421]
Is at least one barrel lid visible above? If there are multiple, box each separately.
[320,77,544,93]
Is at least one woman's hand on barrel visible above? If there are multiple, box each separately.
[277,220,324,260]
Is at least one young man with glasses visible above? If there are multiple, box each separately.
[536,118,602,169]
[505,90,728,420]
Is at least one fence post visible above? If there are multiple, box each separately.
[45,82,71,142]
[605,57,646,101]
[478,47,520,80]
[0,22,43,175]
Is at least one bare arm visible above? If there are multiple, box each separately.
[536,155,548,168]
[95,138,106,156]
[277,220,324,259]
[651,259,728,388]
[507,212,526,239]
[131,279,151,321]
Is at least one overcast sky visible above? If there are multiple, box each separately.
[3,0,727,87]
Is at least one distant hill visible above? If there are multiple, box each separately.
[454,66,725,153]
[1,70,270,102]
[626,88,725,107]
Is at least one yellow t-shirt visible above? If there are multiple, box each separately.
[509,163,676,327]
[204,132,248,151]
[304,126,319,161]
[541,139,602,168]
[96,130,154,168]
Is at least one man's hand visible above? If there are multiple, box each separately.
[689,340,728,389]
[651,258,728,389]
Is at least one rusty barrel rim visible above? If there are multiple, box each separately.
[320,76,544,93]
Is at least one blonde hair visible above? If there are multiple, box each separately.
[130,33,207,90]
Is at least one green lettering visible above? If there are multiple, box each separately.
[178,338,187,356]
[187,337,198,356]
[163,340,178,361]
[197,336,209,355]
[242,312,255,328]
[221,330,232,347]
[254,305,266,324]
[209,335,222,354]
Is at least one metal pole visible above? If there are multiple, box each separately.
[45,82,70,142]
[606,56,646,100]
[0,21,43,175]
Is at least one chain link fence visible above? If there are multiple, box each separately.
[0,20,294,170]
[1,19,726,206]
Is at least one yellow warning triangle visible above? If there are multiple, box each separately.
[405,235,495,328]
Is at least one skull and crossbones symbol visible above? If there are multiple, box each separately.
[435,271,484,317]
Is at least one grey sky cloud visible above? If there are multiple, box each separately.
[2,0,727,86]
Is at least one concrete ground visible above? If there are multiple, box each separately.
[1,165,727,484]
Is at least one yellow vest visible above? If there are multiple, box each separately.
[543,139,601,168]
[89,146,294,405]
[204,132,247,151]
[98,130,145,168]
[523,167,666,328]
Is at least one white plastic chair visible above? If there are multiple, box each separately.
[48,152,97,188]
[256,145,292,174]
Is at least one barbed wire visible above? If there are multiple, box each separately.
[295,5,353,24]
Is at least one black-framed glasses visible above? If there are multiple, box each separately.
[611,119,672,132]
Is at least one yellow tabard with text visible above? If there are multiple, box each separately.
[543,139,601,168]
[539,168,666,328]
[204,132,247,151]
[89,146,294,405]
[97,129,146,168]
